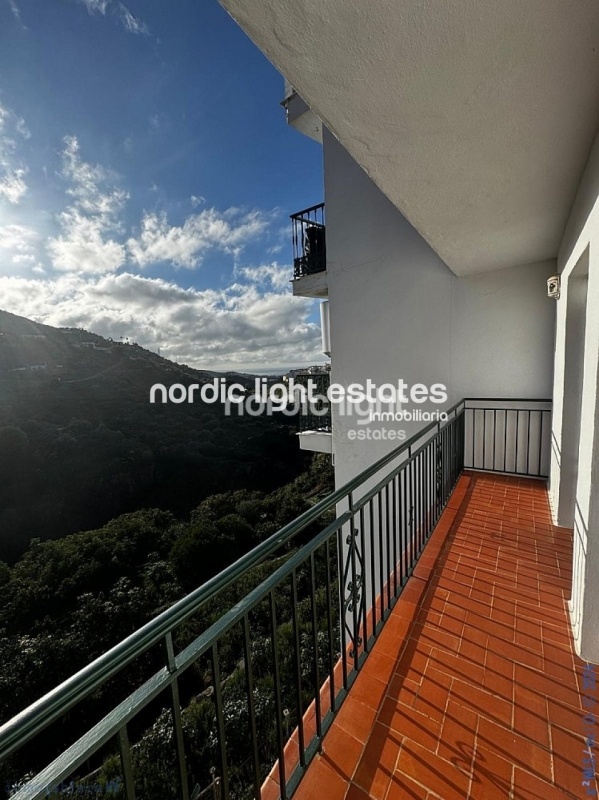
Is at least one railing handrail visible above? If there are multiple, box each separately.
[465,397,552,404]
[0,398,466,762]
[290,202,325,221]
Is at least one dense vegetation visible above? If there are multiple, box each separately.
[0,455,335,799]
[0,309,337,798]
[0,310,310,561]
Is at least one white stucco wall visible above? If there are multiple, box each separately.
[323,128,556,490]
[550,132,599,663]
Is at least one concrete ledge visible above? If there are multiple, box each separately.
[291,271,328,298]
[298,431,332,453]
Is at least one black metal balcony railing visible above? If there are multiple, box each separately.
[294,371,331,433]
[0,398,551,800]
[291,204,326,279]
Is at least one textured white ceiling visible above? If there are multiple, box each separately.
[220,0,599,275]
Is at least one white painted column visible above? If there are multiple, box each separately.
[568,242,599,662]
[550,132,599,663]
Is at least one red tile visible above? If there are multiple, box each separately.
[514,662,582,708]
[487,635,544,671]
[376,623,412,658]
[260,777,280,800]
[547,697,585,734]
[551,725,598,797]
[468,744,513,800]
[335,697,378,744]
[291,753,348,800]
[380,699,442,752]
[449,678,512,727]
[459,636,488,667]
[275,474,582,800]
[415,623,461,654]
[412,667,451,722]
[320,724,364,782]
[400,577,429,607]
[476,717,552,781]
[387,673,420,708]
[436,699,477,775]
[512,769,577,800]
[513,685,550,750]
[396,641,431,674]
[353,722,400,799]
[484,651,515,704]
[350,672,389,711]
[515,616,543,653]
[382,612,414,641]
[363,649,399,686]
[385,771,434,800]
[345,785,371,800]
[543,639,576,680]
[541,622,572,647]
[395,738,471,800]
[429,647,485,685]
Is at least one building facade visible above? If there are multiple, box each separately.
[220,0,599,664]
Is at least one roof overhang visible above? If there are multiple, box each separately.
[219,0,599,276]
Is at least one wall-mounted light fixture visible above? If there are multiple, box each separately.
[547,275,560,299]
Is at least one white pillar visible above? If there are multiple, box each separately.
[568,241,599,662]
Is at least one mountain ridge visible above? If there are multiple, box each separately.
[0,309,308,562]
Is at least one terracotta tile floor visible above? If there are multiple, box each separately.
[290,472,598,800]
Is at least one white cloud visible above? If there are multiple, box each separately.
[18,136,275,276]
[7,0,22,23]
[127,208,270,269]
[61,135,127,217]
[118,3,148,35]
[0,168,27,204]
[47,136,128,273]
[0,126,317,369]
[76,0,148,35]
[11,253,35,265]
[0,223,38,254]
[48,209,127,274]
[14,118,30,140]
[0,101,29,205]
[238,264,290,291]
[78,0,109,14]
[0,224,41,271]
[0,270,324,370]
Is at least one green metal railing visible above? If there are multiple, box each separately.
[0,398,551,800]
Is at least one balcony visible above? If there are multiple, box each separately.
[0,399,595,800]
[293,369,332,454]
[291,204,327,299]
[281,83,322,143]
[288,472,587,800]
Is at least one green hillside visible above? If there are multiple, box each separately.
[0,309,308,561]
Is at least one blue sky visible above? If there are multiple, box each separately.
[0,0,325,370]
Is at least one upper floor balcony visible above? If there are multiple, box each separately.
[291,204,328,299]
[0,398,595,800]
[293,368,332,454]
[281,83,322,144]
